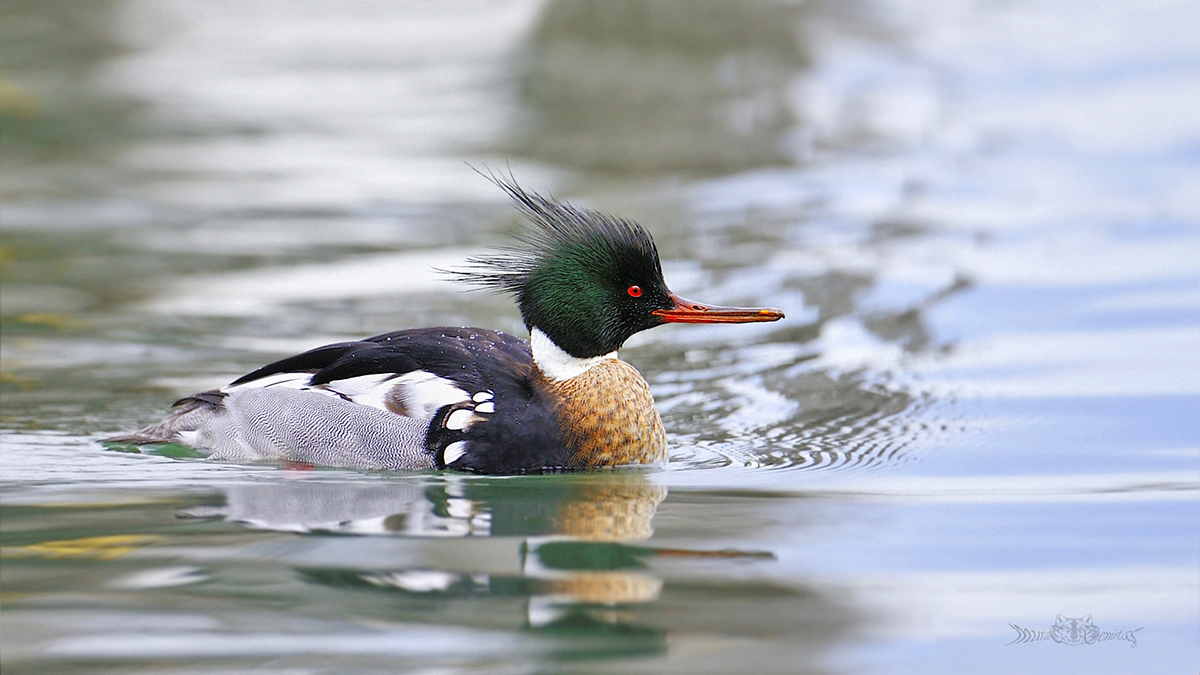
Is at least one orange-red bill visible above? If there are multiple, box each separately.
[652,293,785,324]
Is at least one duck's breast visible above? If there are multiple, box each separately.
[546,359,667,468]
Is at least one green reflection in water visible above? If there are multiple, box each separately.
[508,0,809,174]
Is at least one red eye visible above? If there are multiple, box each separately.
[627,285,642,297]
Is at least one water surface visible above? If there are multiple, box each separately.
[2,1,1196,673]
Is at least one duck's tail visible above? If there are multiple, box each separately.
[105,392,226,445]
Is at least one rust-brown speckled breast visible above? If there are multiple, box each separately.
[541,359,667,468]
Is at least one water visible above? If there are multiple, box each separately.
[2,0,1196,673]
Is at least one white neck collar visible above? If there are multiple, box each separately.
[530,327,618,381]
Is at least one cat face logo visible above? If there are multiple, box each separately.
[1050,614,1100,646]
[1007,614,1142,647]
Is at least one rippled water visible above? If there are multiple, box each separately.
[2,1,1197,673]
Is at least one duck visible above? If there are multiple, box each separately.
[111,179,784,474]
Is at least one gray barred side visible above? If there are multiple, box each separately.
[119,388,435,471]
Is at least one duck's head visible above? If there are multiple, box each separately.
[455,179,784,361]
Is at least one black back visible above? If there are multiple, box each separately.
[228,327,574,473]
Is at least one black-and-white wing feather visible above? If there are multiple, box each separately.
[226,328,532,421]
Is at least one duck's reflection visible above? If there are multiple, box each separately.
[187,473,853,666]
[192,473,670,623]
[192,471,665,537]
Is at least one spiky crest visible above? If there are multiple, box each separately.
[450,174,674,358]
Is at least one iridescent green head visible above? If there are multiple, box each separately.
[456,179,675,357]
[454,178,785,359]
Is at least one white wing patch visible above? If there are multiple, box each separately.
[312,373,400,409]
[389,371,471,422]
[221,368,501,470]
[222,369,473,423]
[222,372,312,394]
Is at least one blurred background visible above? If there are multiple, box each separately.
[1,1,1197,673]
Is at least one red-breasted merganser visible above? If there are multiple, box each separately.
[111,180,784,473]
